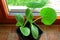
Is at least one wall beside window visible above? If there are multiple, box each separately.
[0,9,3,19]
[0,1,5,20]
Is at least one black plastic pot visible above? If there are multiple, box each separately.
[16,22,43,40]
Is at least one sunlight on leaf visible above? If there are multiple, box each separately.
[40,7,57,25]
[15,14,24,27]
[25,8,33,23]
[31,24,39,39]
[20,27,30,36]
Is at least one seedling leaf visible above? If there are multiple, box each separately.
[15,14,24,27]
[16,22,21,27]
[31,24,39,39]
[20,27,30,36]
[25,8,33,23]
[40,7,57,25]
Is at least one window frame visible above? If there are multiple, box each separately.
[6,0,60,13]
[0,0,60,24]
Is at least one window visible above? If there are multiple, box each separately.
[0,0,60,24]
[5,0,60,16]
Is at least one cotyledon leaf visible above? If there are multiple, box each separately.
[31,24,39,39]
[15,14,24,27]
[25,8,33,23]
[40,7,57,25]
[20,27,30,36]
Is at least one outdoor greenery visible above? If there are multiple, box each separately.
[6,0,48,8]
[6,0,25,6]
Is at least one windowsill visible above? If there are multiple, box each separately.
[8,6,60,16]
[8,6,40,13]
[9,12,60,16]
[8,6,60,13]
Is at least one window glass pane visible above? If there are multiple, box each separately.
[5,0,60,16]
[6,0,60,12]
[5,0,48,12]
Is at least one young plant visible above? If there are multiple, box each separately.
[15,0,57,40]
[15,7,56,39]
[15,14,30,36]
[25,8,39,39]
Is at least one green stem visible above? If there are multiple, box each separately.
[33,17,41,23]
[24,20,28,27]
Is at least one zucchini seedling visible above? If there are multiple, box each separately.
[15,0,57,40]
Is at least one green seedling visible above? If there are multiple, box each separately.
[15,0,57,39]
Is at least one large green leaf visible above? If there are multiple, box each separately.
[40,7,57,25]
[25,8,33,23]
[31,24,39,39]
[15,14,24,27]
[25,0,48,8]
[20,27,30,36]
